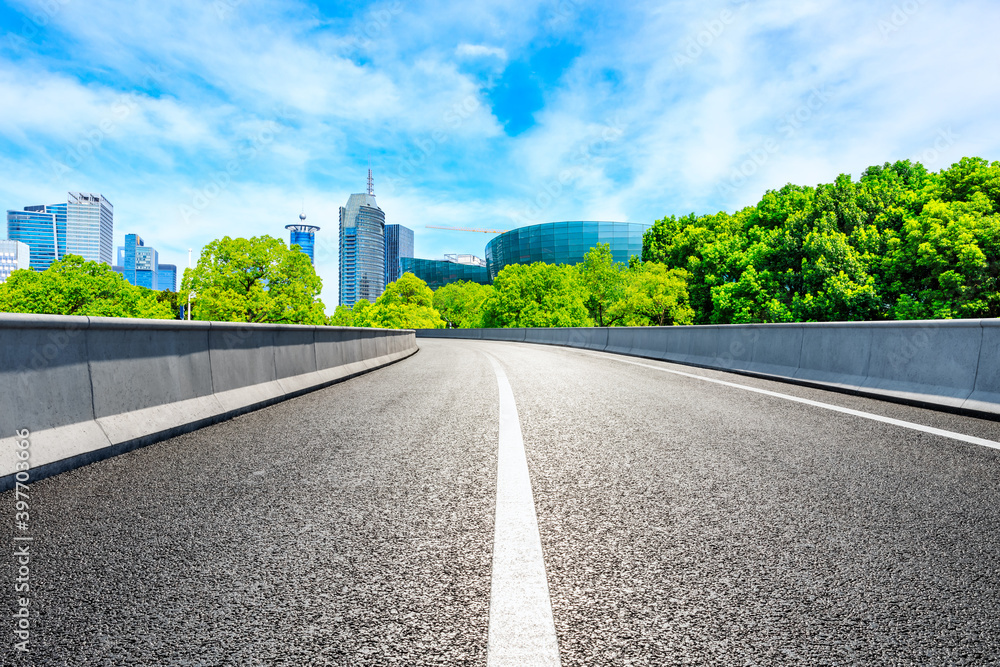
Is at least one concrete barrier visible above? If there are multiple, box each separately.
[794,323,872,391]
[860,320,982,410]
[0,315,418,490]
[416,319,1000,419]
[715,325,756,372]
[88,318,219,457]
[573,327,608,351]
[964,320,1000,415]
[606,327,636,356]
[633,327,670,359]
[747,324,800,377]
[485,328,526,342]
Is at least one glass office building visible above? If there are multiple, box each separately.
[339,186,385,307]
[485,221,649,281]
[113,233,175,291]
[0,240,30,283]
[157,265,177,292]
[384,224,414,285]
[6,192,113,270]
[400,255,491,290]
[66,192,114,265]
[6,207,64,271]
[124,234,157,288]
[286,215,320,264]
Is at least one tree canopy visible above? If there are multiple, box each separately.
[433,280,493,328]
[480,262,591,328]
[608,261,694,326]
[577,243,626,326]
[180,235,326,324]
[331,273,445,329]
[642,157,1000,323]
[0,254,174,319]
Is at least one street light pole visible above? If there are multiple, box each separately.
[187,248,193,320]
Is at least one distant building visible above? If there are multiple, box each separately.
[113,233,175,291]
[6,192,113,270]
[400,254,491,290]
[384,224,414,285]
[485,221,648,281]
[157,264,177,292]
[286,213,321,264]
[6,208,62,271]
[0,240,30,283]
[339,169,386,307]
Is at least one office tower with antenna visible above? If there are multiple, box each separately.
[339,168,386,307]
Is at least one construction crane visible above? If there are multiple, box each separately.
[425,225,507,234]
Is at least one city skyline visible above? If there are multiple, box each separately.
[1,1,998,309]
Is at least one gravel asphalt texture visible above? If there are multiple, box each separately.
[2,342,497,666]
[4,338,1000,665]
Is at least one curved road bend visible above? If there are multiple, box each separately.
[4,338,1000,665]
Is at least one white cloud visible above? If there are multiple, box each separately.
[455,43,507,60]
[1,0,999,310]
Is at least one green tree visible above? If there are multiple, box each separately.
[0,255,173,319]
[365,273,445,329]
[332,275,445,329]
[433,280,493,328]
[609,262,694,326]
[328,304,356,327]
[480,262,591,328]
[641,158,1000,324]
[154,290,183,320]
[882,194,1000,318]
[578,243,626,326]
[180,235,326,324]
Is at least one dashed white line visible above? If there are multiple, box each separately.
[483,352,561,666]
[577,350,1000,451]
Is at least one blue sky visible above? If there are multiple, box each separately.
[2,0,999,310]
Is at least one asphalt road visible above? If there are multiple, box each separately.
[4,339,1000,665]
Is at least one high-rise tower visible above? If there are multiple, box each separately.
[6,192,113,270]
[384,224,414,285]
[339,170,386,307]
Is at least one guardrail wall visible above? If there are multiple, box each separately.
[418,320,1000,418]
[0,315,417,489]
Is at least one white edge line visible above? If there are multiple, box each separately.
[574,350,1000,451]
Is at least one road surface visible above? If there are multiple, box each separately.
[4,339,1000,665]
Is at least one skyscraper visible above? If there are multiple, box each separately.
[118,234,158,289]
[339,170,385,307]
[66,192,114,265]
[6,192,113,270]
[113,233,175,291]
[384,223,414,285]
[0,240,30,283]
[286,213,321,264]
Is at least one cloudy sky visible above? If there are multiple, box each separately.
[2,0,998,309]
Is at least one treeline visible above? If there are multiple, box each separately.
[329,245,696,330]
[4,157,996,328]
[644,157,1000,323]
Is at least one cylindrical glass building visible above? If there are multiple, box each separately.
[485,221,649,281]
[286,220,320,264]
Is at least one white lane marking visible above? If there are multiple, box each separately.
[483,352,561,667]
[576,351,1000,452]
